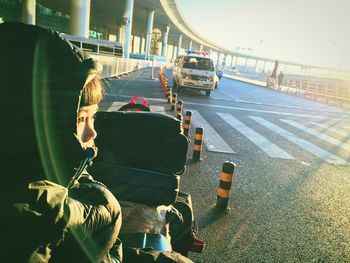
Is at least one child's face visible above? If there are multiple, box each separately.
[76,104,99,149]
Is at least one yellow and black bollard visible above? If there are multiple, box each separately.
[183,111,192,137]
[176,113,183,125]
[192,127,203,161]
[166,87,172,103]
[176,100,183,116]
[215,161,235,211]
[171,93,177,111]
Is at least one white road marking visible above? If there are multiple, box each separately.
[104,95,350,121]
[218,113,294,159]
[190,110,235,153]
[184,101,350,121]
[250,116,348,165]
[216,90,246,102]
[310,122,350,138]
[148,105,167,112]
[281,119,350,152]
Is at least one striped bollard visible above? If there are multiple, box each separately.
[176,114,183,126]
[183,111,192,137]
[176,100,183,116]
[162,76,167,92]
[215,161,235,211]
[166,87,172,103]
[171,93,177,111]
[192,127,203,161]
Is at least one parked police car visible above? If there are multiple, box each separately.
[173,51,219,96]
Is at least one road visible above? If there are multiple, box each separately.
[100,67,350,262]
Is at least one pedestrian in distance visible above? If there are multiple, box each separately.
[0,22,122,262]
[278,71,284,89]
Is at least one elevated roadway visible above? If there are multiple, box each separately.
[4,0,349,78]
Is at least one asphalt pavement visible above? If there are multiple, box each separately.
[100,67,350,263]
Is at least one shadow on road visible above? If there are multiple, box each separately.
[196,206,228,230]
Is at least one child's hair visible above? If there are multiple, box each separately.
[81,74,104,106]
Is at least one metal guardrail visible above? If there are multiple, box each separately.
[89,53,169,78]
[224,70,350,108]
[63,34,123,57]
[62,34,169,78]
[282,79,350,106]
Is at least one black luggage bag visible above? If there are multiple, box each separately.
[90,111,189,206]
[90,111,205,256]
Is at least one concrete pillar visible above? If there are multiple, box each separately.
[172,45,177,59]
[230,55,234,68]
[199,44,203,52]
[254,59,258,72]
[177,34,182,56]
[161,25,169,57]
[131,35,135,53]
[209,49,212,57]
[121,0,134,58]
[167,45,172,59]
[216,52,220,66]
[188,40,193,51]
[139,35,144,53]
[222,54,227,67]
[234,56,238,68]
[142,37,146,53]
[70,0,91,38]
[263,61,266,73]
[117,26,122,43]
[145,9,155,59]
[22,0,36,25]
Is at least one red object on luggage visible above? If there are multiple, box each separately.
[188,237,205,253]
[118,95,151,112]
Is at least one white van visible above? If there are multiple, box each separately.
[172,54,219,96]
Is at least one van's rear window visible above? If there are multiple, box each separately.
[183,57,214,71]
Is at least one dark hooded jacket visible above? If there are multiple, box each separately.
[0,22,121,262]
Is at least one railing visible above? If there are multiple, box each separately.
[63,34,123,57]
[89,53,169,78]
[282,79,350,106]
[63,34,169,78]
[224,70,350,108]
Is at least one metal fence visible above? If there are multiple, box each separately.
[89,53,169,78]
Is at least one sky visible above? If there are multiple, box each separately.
[177,0,350,70]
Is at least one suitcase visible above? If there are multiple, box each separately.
[90,111,189,205]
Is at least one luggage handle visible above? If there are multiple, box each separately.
[129,95,148,107]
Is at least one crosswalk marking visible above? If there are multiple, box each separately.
[218,113,294,159]
[99,99,350,164]
[190,110,235,153]
[309,122,350,138]
[250,116,348,165]
[281,119,350,152]
[184,101,350,120]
